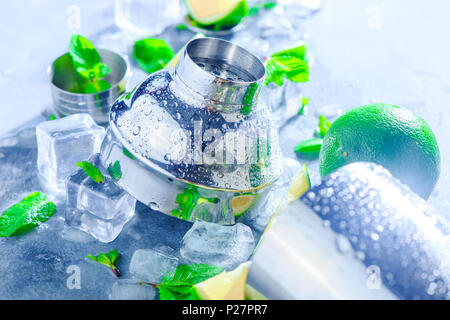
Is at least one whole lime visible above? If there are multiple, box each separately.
[319,103,440,199]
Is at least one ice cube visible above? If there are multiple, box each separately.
[180,221,255,270]
[65,154,136,243]
[110,279,156,300]
[188,189,235,225]
[114,0,182,36]
[240,158,303,231]
[36,113,105,193]
[260,82,305,128]
[129,248,179,283]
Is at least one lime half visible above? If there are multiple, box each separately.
[231,193,258,218]
[184,0,248,30]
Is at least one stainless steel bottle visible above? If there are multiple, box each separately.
[248,162,450,300]
[100,37,282,224]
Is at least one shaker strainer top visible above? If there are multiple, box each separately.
[106,37,282,192]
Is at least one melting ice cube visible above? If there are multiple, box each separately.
[180,221,255,270]
[110,279,156,300]
[65,154,136,243]
[36,113,105,193]
[129,247,178,283]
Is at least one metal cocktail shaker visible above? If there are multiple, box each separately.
[100,37,282,224]
[248,162,450,300]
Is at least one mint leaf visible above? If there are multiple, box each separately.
[176,23,188,30]
[158,264,224,300]
[84,80,111,93]
[76,161,105,183]
[0,192,56,237]
[316,115,331,137]
[49,114,57,120]
[294,138,323,160]
[263,1,277,9]
[122,147,135,160]
[264,42,309,86]
[69,35,101,71]
[87,249,121,277]
[248,1,278,16]
[170,187,218,221]
[69,35,111,93]
[107,161,122,181]
[298,97,309,115]
[133,38,174,74]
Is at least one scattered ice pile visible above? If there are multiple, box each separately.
[180,221,255,270]
[65,153,136,243]
[129,247,178,283]
[110,279,156,300]
[36,113,105,193]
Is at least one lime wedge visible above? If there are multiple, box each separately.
[231,193,258,218]
[184,0,248,29]
[287,164,311,204]
[193,261,251,300]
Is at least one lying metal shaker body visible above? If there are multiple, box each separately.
[248,162,450,300]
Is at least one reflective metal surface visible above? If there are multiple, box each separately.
[249,162,450,300]
[48,49,129,124]
[101,38,282,213]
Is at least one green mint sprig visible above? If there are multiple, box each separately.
[248,1,278,16]
[170,187,219,221]
[145,264,224,300]
[76,161,105,183]
[87,249,121,277]
[107,161,122,182]
[316,115,331,137]
[298,97,309,115]
[264,42,309,87]
[133,38,174,74]
[69,35,111,93]
[0,192,56,237]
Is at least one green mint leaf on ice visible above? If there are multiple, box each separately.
[76,161,105,183]
[170,187,219,221]
[316,115,331,137]
[122,147,135,160]
[158,264,224,300]
[298,97,309,115]
[108,161,122,181]
[294,138,323,160]
[248,1,278,16]
[0,192,56,237]
[133,38,174,74]
[87,249,121,277]
[176,23,188,30]
[83,79,111,93]
[264,42,309,86]
[263,1,278,9]
[49,114,57,120]
[69,34,111,93]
